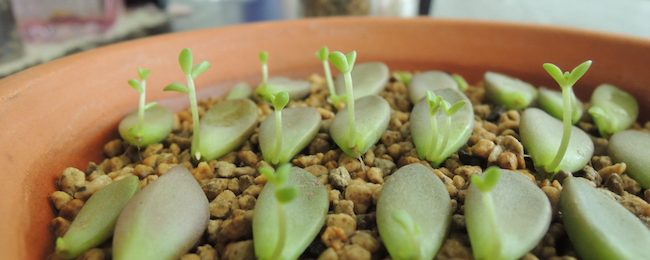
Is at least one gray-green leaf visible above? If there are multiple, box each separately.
[335,62,389,100]
[466,169,551,260]
[198,98,258,161]
[484,71,538,109]
[330,95,391,157]
[265,77,312,100]
[520,108,593,172]
[408,71,458,103]
[226,82,253,100]
[55,176,139,259]
[588,84,639,137]
[113,166,209,260]
[608,130,650,188]
[377,163,451,260]
[561,176,650,259]
[118,104,174,147]
[410,88,474,167]
[259,107,321,165]
[253,167,328,260]
[538,87,583,124]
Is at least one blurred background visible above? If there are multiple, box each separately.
[1,0,649,78]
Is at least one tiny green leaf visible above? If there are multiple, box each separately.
[275,186,298,203]
[253,167,328,260]
[119,104,174,147]
[316,47,329,61]
[328,51,350,73]
[451,73,469,92]
[444,100,465,115]
[566,60,592,87]
[113,166,209,260]
[561,176,650,259]
[271,91,290,110]
[138,68,151,80]
[128,79,142,92]
[259,51,269,64]
[275,163,291,185]
[198,99,258,161]
[55,176,139,259]
[179,48,194,75]
[226,82,253,100]
[608,130,650,188]
[393,71,413,86]
[334,62,389,100]
[538,87,583,124]
[484,71,538,110]
[330,95,391,157]
[260,107,321,165]
[345,51,357,70]
[466,169,552,260]
[542,63,566,86]
[471,167,501,192]
[191,61,211,79]
[259,166,275,183]
[520,108,593,173]
[588,84,639,137]
[408,71,458,103]
[377,163,451,260]
[163,83,189,93]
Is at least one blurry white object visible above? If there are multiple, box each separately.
[371,0,418,17]
[431,0,650,38]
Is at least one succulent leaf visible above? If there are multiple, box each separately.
[408,71,458,103]
[334,62,389,100]
[118,104,174,147]
[330,95,390,157]
[259,107,321,165]
[198,99,258,160]
[608,130,650,188]
[484,71,538,109]
[589,84,639,137]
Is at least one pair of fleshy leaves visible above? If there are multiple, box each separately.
[561,176,650,259]
[588,84,639,137]
[376,163,451,260]
[410,88,474,167]
[119,68,174,147]
[56,166,209,259]
[259,106,321,165]
[466,167,552,260]
[330,95,391,157]
[253,166,328,259]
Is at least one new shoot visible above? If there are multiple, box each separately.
[119,68,174,147]
[258,164,298,260]
[424,91,466,166]
[264,91,290,164]
[164,48,211,160]
[316,47,344,108]
[542,60,592,173]
[330,50,358,149]
[469,167,501,260]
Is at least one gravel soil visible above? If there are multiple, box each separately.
[49,72,650,260]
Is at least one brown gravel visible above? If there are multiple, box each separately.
[49,72,650,259]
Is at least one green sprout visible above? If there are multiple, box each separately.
[256,51,272,98]
[258,164,298,259]
[424,91,466,166]
[588,84,639,137]
[118,68,174,147]
[329,51,358,147]
[466,167,552,260]
[265,91,290,164]
[163,48,211,160]
[451,73,469,92]
[316,47,344,108]
[394,71,413,86]
[392,210,422,259]
[542,60,591,173]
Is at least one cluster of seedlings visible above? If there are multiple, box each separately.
[51,47,650,260]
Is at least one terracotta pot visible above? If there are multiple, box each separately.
[1,17,649,259]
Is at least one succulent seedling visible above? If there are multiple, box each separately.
[588,84,639,137]
[259,90,321,165]
[334,61,389,100]
[561,176,650,259]
[55,176,139,259]
[164,48,211,160]
[408,71,459,103]
[411,89,473,167]
[253,165,328,260]
[316,47,344,108]
[376,164,451,260]
[484,71,538,110]
[113,166,209,260]
[466,167,551,260]
[328,50,391,158]
[119,68,174,147]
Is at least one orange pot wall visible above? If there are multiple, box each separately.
[1,18,649,259]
